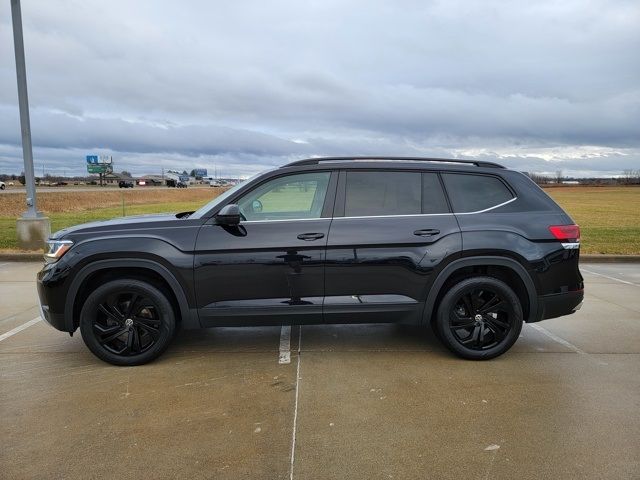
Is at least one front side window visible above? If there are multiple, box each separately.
[237,172,331,221]
[442,173,514,213]
[345,171,421,217]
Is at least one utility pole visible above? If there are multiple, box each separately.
[10,0,50,248]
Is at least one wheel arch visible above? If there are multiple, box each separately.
[65,259,198,332]
[422,256,539,325]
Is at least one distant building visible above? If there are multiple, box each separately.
[102,172,133,184]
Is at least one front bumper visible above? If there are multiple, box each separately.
[538,289,584,321]
[37,265,70,332]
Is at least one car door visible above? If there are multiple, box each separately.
[194,170,337,326]
[324,169,462,324]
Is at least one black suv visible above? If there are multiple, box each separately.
[37,157,583,365]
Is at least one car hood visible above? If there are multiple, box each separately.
[51,213,181,239]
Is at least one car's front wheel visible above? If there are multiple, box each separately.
[435,276,523,360]
[79,279,176,366]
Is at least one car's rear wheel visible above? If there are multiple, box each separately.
[80,279,176,366]
[435,276,523,360]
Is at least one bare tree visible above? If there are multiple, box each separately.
[556,170,563,184]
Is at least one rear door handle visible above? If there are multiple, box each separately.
[413,229,440,237]
[297,232,325,241]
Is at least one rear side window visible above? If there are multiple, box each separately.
[345,171,421,216]
[442,173,513,213]
[422,173,450,214]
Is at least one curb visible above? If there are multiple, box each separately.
[1,252,639,263]
[580,254,640,263]
[0,252,42,262]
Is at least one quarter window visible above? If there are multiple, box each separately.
[237,172,331,221]
[442,173,513,213]
[345,171,421,217]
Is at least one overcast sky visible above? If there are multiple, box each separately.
[1,0,639,177]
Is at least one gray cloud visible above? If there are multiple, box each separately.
[0,0,639,176]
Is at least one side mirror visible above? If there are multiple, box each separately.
[215,204,241,225]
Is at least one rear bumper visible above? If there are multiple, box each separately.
[537,290,584,321]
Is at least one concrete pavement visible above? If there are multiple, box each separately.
[1,262,638,479]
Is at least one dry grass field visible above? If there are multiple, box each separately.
[1,187,219,217]
[1,185,638,254]
[545,186,640,255]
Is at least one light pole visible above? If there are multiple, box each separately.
[11,0,50,249]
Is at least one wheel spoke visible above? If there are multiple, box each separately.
[479,299,507,315]
[451,319,475,329]
[133,327,143,352]
[125,295,142,317]
[461,293,475,316]
[98,304,122,323]
[134,316,161,328]
[486,316,510,329]
[93,323,122,336]
[462,325,481,346]
[485,321,505,341]
[137,322,160,340]
[123,329,135,354]
[477,294,499,314]
[101,327,128,344]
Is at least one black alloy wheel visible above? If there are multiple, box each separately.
[436,276,523,360]
[80,279,176,366]
[94,292,161,355]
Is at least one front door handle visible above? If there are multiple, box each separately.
[297,232,325,241]
[413,229,440,237]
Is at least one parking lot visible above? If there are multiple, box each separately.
[1,261,638,479]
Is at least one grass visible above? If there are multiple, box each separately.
[1,185,638,254]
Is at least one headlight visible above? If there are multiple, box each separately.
[44,239,73,264]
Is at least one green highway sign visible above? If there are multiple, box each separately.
[87,164,112,174]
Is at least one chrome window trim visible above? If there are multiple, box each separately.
[242,217,329,224]
[454,196,517,215]
[333,213,454,220]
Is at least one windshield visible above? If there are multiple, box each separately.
[190,171,266,219]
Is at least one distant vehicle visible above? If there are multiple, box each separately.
[52,181,68,187]
[137,178,161,186]
[37,156,583,365]
[167,179,189,188]
[0,181,5,190]
[209,180,226,187]
[119,180,134,188]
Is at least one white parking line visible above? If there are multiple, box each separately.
[529,323,586,354]
[279,325,292,364]
[0,317,41,342]
[289,326,302,480]
[582,268,639,287]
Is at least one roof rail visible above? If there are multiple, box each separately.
[282,156,504,169]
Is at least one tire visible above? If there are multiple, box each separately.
[80,279,176,366]
[435,276,523,360]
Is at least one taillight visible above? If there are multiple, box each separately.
[549,225,580,248]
